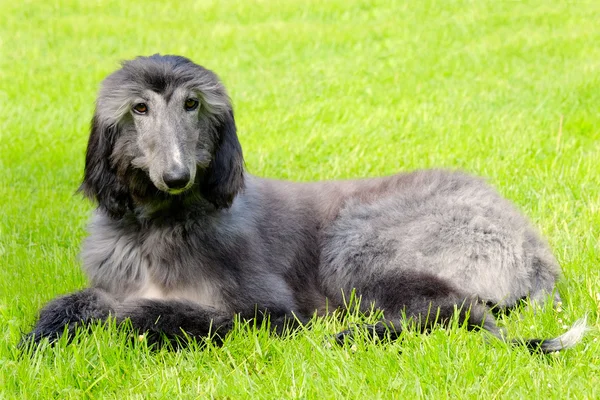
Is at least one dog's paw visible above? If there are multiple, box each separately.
[333,328,355,345]
[333,321,401,346]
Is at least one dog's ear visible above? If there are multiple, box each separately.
[79,115,130,218]
[201,110,245,208]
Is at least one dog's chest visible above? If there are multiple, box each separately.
[81,214,226,310]
[134,280,224,310]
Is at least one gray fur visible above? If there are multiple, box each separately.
[24,55,585,353]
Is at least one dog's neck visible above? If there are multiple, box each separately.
[124,188,221,224]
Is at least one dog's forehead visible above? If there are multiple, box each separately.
[121,57,214,86]
[113,65,217,101]
[141,87,191,106]
[96,55,231,122]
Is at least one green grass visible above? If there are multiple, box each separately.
[1,0,600,398]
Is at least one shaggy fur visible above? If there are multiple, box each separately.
[24,55,585,352]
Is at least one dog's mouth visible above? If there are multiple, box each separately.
[164,184,193,196]
[153,175,196,195]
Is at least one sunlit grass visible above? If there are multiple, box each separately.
[1,0,599,398]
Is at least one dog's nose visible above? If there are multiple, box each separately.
[163,168,191,190]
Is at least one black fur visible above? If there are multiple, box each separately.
[21,289,115,345]
[79,117,132,218]
[199,110,245,209]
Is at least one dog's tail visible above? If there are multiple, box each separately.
[512,317,588,353]
[468,297,587,353]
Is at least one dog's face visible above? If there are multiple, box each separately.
[125,87,214,195]
[81,55,245,218]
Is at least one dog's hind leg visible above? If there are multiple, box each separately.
[21,288,117,346]
[334,271,585,353]
[334,271,500,344]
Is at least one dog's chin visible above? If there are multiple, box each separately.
[151,180,195,196]
[165,187,191,196]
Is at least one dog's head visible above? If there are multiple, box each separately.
[80,55,244,218]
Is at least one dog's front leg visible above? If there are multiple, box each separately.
[21,288,116,346]
[22,292,305,349]
[115,299,234,347]
[21,289,233,348]
[117,301,308,347]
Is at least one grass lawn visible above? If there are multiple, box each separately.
[1,0,599,398]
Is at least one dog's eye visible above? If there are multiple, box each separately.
[184,98,199,111]
[132,103,148,115]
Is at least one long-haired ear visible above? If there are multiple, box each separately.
[79,115,130,218]
[201,110,245,208]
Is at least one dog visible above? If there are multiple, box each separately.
[23,54,585,352]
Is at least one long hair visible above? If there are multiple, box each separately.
[79,55,244,217]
